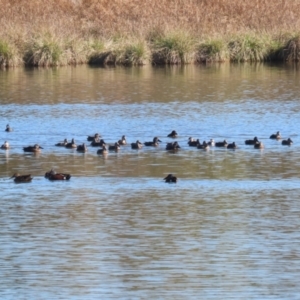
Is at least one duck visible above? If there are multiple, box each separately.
[10,173,33,183]
[144,137,162,146]
[282,138,293,146]
[131,140,143,149]
[55,138,68,146]
[215,140,228,147]
[270,131,281,139]
[90,138,106,147]
[87,133,101,141]
[97,144,108,155]
[108,142,120,151]
[197,141,210,150]
[1,141,10,150]
[45,169,71,180]
[227,142,237,149]
[77,143,88,152]
[164,174,177,183]
[118,135,127,145]
[245,136,259,145]
[5,124,12,132]
[207,139,215,147]
[166,141,181,150]
[65,138,77,149]
[23,144,43,152]
[188,137,200,147]
[167,130,178,138]
[254,141,264,149]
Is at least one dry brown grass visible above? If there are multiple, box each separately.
[1,0,300,66]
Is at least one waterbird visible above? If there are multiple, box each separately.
[118,135,127,145]
[270,131,281,139]
[77,143,88,152]
[108,142,120,151]
[197,141,210,150]
[90,138,106,147]
[245,136,259,145]
[5,124,12,132]
[23,144,43,152]
[87,133,101,141]
[97,144,108,155]
[164,174,177,183]
[10,173,33,183]
[227,142,237,149]
[188,137,200,147]
[1,141,10,150]
[166,141,180,150]
[254,142,264,149]
[167,130,178,138]
[144,137,162,146]
[65,138,77,149]
[55,138,68,146]
[45,169,71,180]
[131,140,143,149]
[282,138,293,146]
[215,140,228,147]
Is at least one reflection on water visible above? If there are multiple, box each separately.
[0,63,300,299]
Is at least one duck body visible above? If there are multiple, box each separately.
[254,142,264,149]
[282,138,293,146]
[215,140,228,147]
[5,124,12,132]
[144,137,162,146]
[270,131,281,139]
[207,139,215,147]
[97,144,108,155]
[45,169,71,180]
[87,133,101,141]
[245,137,259,145]
[65,138,77,149]
[23,144,43,152]
[77,143,88,152]
[108,142,120,151]
[90,139,106,147]
[197,141,209,150]
[1,141,10,149]
[188,137,200,147]
[55,138,68,146]
[164,174,177,183]
[166,141,180,150]
[167,130,178,138]
[118,135,127,145]
[227,142,237,149]
[10,173,33,183]
[131,140,143,149]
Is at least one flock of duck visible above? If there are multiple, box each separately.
[1,124,293,184]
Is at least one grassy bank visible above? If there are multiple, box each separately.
[1,0,300,67]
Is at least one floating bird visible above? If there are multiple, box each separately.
[167,130,178,138]
[164,174,177,183]
[215,140,228,147]
[1,141,10,150]
[55,138,68,146]
[90,138,106,147]
[87,133,101,141]
[5,124,12,132]
[10,173,33,183]
[227,142,237,149]
[207,139,215,147]
[254,142,264,149]
[270,131,281,139]
[144,137,162,146]
[188,137,200,147]
[118,135,127,145]
[282,138,293,146]
[197,141,210,150]
[245,136,259,145]
[108,142,120,151]
[65,138,77,149]
[97,144,108,155]
[77,143,88,152]
[45,169,71,180]
[131,140,143,149]
[166,141,180,150]
[23,144,43,152]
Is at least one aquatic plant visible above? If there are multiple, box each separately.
[0,39,22,67]
[196,39,228,63]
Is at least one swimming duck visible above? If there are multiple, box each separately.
[55,138,68,146]
[97,144,108,155]
[197,141,210,150]
[207,139,215,147]
[5,124,12,132]
[90,138,106,147]
[270,131,281,139]
[23,144,43,152]
[245,137,259,145]
[77,143,88,152]
[108,142,120,151]
[87,133,101,141]
[45,169,71,180]
[65,138,77,149]
[131,140,143,149]
[188,137,200,147]
[282,138,293,146]
[1,141,10,150]
[10,173,33,183]
[144,137,162,146]
[254,141,264,149]
[215,140,228,147]
[118,135,127,145]
[164,174,177,183]
[166,141,181,150]
[167,130,178,138]
[227,142,237,149]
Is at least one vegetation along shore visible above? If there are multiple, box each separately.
[1,0,300,67]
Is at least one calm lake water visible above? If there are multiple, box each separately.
[1,63,300,299]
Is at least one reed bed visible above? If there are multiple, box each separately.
[1,0,300,67]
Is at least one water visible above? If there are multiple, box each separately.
[0,63,300,299]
